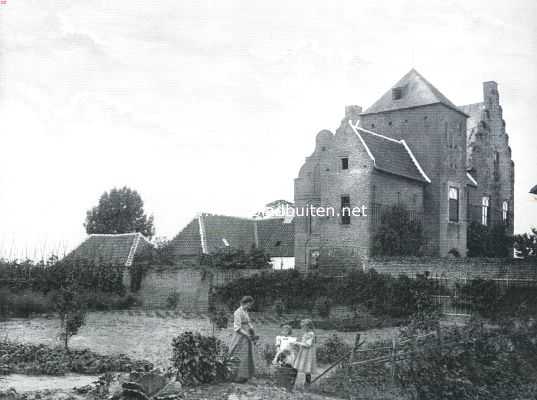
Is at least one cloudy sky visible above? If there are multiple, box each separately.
[0,0,536,259]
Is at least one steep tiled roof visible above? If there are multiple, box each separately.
[66,233,152,266]
[351,123,431,184]
[256,218,295,257]
[202,214,256,254]
[530,185,537,195]
[170,214,295,257]
[362,69,468,117]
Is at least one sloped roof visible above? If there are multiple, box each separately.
[351,123,431,184]
[170,214,295,257]
[466,172,478,187]
[66,233,152,266]
[530,185,537,195]
[202,214,256,254]
[362,69,468,117]
[256,218,295,257]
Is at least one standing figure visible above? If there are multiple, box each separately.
[293,319,317,386]
[229,296,255,383]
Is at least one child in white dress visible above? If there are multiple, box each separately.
[272,325,297,367]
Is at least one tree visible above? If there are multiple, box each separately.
[52,285,86,349]
[84,187,155,238]
[514,228,537,259]
[467,222,513,258]
[371,205,425,256]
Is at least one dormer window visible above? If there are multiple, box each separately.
[392,87,403,100]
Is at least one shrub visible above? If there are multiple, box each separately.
[371,205,425,256]
[314,296,332,318]
[166,291,181,309]
[170,332,232,386]
[316,334,352,364]
[467,221,513,257]
[0,289,53,317]
[514,227,537,259]
[52,286,86,349]
[272,299,286,317]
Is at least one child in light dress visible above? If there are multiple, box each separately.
[293,319,317,386]
[272,325,297,367]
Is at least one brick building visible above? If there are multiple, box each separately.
[295,69,514,273]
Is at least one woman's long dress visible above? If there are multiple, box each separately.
[229,306,255,380]
[293,331,317,375]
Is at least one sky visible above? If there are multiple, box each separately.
[0,0,536,259]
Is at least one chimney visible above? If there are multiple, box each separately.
[344,105,362,124]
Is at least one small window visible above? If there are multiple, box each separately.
[341,195,351,225]
[481,196,490,226]
[321,146,326,151]
[371,123,375,129]
[388,121,393,126]
[396,192,401,204]
[341,157,349,170]
[392,87,403,100]
[449,187,459,222]
[502,201,508,222]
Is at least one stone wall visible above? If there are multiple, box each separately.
[126,267,266,311]
[365,257,537,281]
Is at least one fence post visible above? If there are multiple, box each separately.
[391,336,397,385]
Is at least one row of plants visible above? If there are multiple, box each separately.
[0,287,141,319]
[0,341,152,376]
[213,269,441,319]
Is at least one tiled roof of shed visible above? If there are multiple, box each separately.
[256,218,295,257]
[170,214,295,257]
[351,123,431,184]
[362,69,468,117]
[66,233,152,266]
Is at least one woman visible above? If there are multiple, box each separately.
[229,296,255,383]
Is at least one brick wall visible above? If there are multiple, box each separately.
[365,257,537,281]
[125,267,265,311]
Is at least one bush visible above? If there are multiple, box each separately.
[467,221,513,257]
[514,227,537,259]
[272,299,286,317]
[314,296,332,318]
[166,291,181,309]
[214,268,439,319]
[371,205,425,256]
[170,332,232,386]
[316,334,352,364]
[0,289,53,317]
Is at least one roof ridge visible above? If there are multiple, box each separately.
[88,232,139,237]
[400,140,431,183]
[356,126,402,143]
[349,121,376,164]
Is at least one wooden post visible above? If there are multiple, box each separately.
[391,336,397,385]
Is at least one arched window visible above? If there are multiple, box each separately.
[502,201,509,223]
[481,196,490,226]
[449,187,459,222]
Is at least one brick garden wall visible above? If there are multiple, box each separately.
[365,257,537,281]
[126,267,265,311]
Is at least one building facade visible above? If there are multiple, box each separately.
[295,70,514,273]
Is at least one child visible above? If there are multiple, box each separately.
[293,319,317,386]
[272,325,297,366]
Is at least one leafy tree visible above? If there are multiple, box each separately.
[513,228,537,259]
[371,205,425,256]
[84,187,154,238]
[467,222,513,257]
[52,285,86,349]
